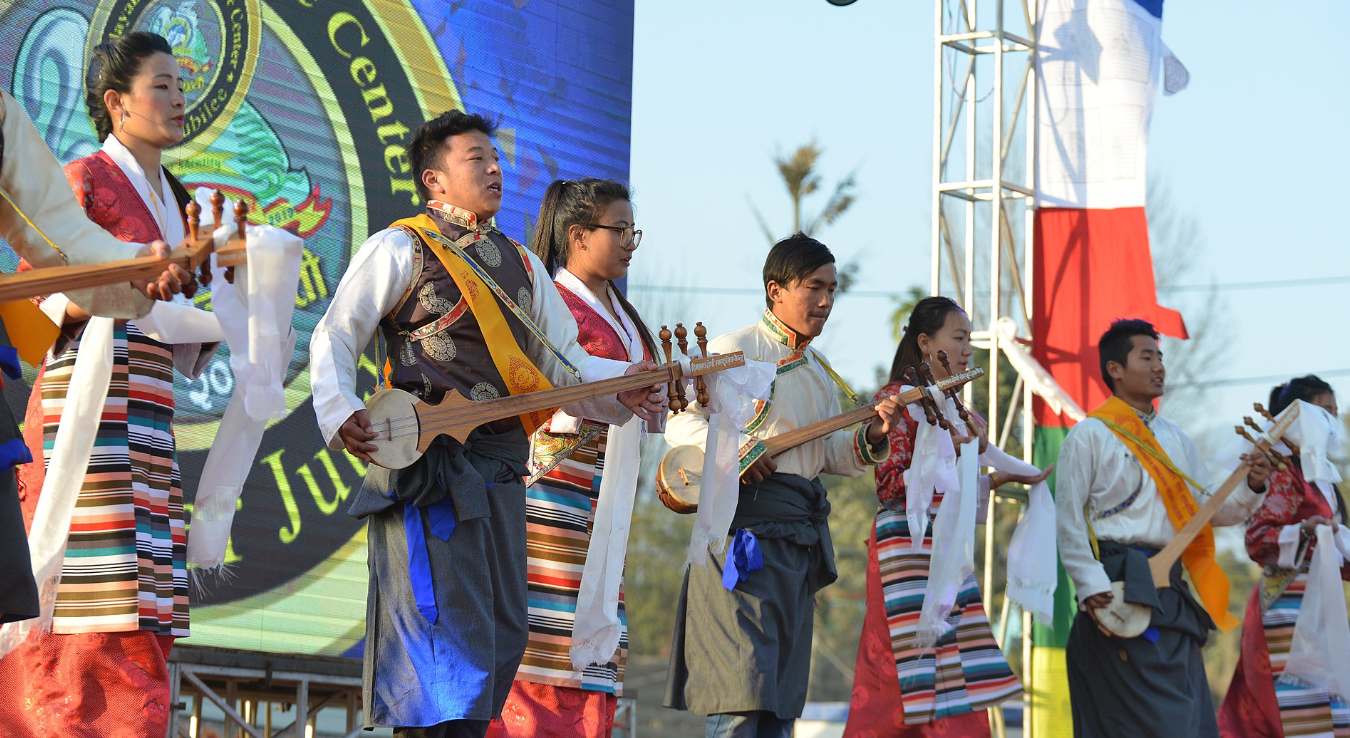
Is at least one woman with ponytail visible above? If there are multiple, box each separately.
[486,178,659,738]
[843,296,1051,738]
[1218,376,1349,738]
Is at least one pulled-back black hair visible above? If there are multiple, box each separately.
[407,110,497,202]
[1269,374,1335,416]
[85,31,174,142]
[762,233,835,308]
[888,295,964,384]
[1098,318,1160,393]
[531,178,658,362]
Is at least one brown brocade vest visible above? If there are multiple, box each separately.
[379,206,538,430]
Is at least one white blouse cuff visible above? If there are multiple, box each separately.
[1277,524,1302,569]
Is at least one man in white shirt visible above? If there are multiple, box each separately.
[309,110,664,738]
[1055,318,1271,738]
[663,234,904,738]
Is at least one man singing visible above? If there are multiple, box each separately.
[310,110,665,738]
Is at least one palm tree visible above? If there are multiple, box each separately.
[887,285,927,341]
[748,139,861,289]
[749,139,858,241]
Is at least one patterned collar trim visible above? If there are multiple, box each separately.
[427,200,494,233]
[759,309,811,350]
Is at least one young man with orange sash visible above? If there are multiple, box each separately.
[309,111,665,738]
[1055,319,1272,738]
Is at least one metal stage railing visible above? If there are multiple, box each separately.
[167,645,640,737]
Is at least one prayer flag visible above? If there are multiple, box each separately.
[1029,0,1185,732]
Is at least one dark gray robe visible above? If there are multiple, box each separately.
[0,317,39,624]
[349,428,529,729]
[1066,540,1218,738]
[664,472,836,719]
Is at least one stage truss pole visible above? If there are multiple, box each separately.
[931,0,1039,735]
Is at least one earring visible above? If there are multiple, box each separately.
[120,111,127,130]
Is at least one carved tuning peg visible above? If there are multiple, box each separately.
[1267,446,1291,472]
[234,199,249,240]
[660,325,682,414]
[673,324,690,408]
[1248,415,1297,456]
[1235,427,1284,470]
[170,200,201,297]
[694,322,710,407]
[934,350,970,423]
[1252,404,1300,455]
[936,350,954,378]
[918,363,951,431]
[210,189,225,231]
[186,200,201,242]
[197,243,213,291]
[905,367,937,427]
[693,322,708,356]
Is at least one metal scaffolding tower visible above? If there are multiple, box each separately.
[932,0,1040,734]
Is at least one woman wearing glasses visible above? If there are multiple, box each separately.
[486,179,658,738]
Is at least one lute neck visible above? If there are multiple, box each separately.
[761,403,878,456]
[0,240,212,303]
[759,385,932,457]
[418,364,681,425]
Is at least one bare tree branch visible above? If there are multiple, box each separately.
[745,194,779,246]
[1147,177,1231,428]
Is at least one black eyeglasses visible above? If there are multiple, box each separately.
[585,224,642,247]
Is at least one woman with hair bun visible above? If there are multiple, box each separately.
[1218,376,1349,738]
[487,178,660,738]
[843,296,1050,738]
[0,31,213,736]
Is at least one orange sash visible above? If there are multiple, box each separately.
[393,214,554,434]
[1089,396,1239,631]
[0,300,59,367]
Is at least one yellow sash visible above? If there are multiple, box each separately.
[0,300,59,367]
[392,214,554,434]
[1089,395,1239,631]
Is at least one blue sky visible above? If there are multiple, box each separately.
[628,0,1350,448]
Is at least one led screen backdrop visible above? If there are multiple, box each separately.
[1,0,635,657]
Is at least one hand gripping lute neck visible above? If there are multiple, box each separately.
[656,362,984,514]
[0,189,249,302]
